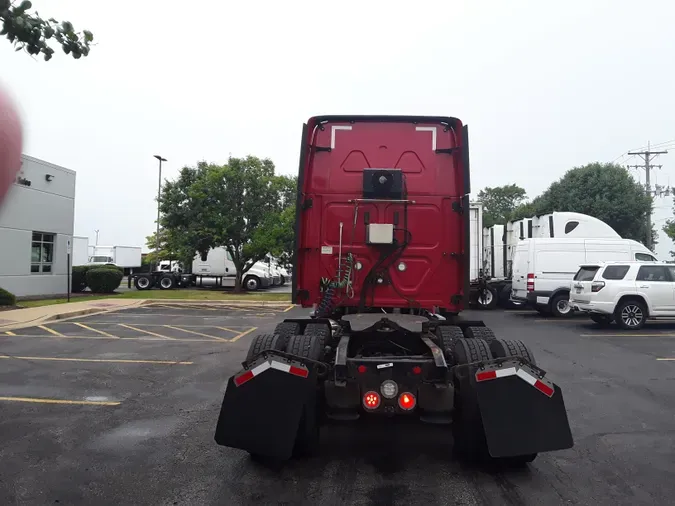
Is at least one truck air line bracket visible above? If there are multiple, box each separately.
[469,359,574,458]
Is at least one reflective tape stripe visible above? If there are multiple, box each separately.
[475,365,555,398]
[270,361,291,373]
[476,367,517,382]
[496,367,517,378]
[516,367,536,386]
[234,360,309,387]
[534,379,554,397]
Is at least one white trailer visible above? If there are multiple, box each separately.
[72,236,89,266]
[192,247,272,291]
[112,246,142,269]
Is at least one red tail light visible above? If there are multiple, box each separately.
[527,273,535,292]
[398,392,416,411]
[363,391,381,409]
[591,281,605,292]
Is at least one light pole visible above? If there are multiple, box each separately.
[154,155,167,267]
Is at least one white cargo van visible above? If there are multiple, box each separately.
[192,247,272,290]
[511,238,656,316]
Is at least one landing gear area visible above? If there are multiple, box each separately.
[214,313,574,466]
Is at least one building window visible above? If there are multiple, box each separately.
[31,232,55,274]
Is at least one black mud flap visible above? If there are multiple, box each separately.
[473,360,574,458]
[214,355,317,460]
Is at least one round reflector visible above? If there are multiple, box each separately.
[363,391,381,409]
[412,366,422,375]
[398,392,416,411]
[357,365,367,374]
[380,380,398,399]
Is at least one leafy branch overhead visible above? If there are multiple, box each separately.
[0,0,93,61]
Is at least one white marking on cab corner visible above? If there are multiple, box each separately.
[321,246,333,255]
[331,125,352,149]
[415,126,437,151]
[377,362,394,369]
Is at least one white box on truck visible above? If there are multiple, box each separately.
[113,246,141,268]
[72,236,89,266]
[469,202,482,282]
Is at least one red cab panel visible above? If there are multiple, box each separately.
[293,115,470,313]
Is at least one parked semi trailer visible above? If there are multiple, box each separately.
[214,115,574,465]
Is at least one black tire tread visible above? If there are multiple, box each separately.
[453,338,493,364]
[273,322,301,350]
[303,323,331,348]
[245,333,286,362]
[464,326,496,342]
[435,326,464,357]
[489,338,537,365]
[286,333,324,361]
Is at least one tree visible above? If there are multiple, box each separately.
[159,156,296,292]
[1,1,93,61]
[476,184,527,228]
[661,199,675,258]
[535,162,654,246]
[144,228,196,270]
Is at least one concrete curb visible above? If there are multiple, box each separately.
[139,300,294,308]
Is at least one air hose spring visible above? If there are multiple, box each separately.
[316,286,336,317]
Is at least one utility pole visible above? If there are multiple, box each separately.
[94,229,99,246]
[628,142,668,250]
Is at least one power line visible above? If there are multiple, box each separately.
[627,141,669,250]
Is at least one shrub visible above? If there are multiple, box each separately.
[86,267,123,293]
[72,265,90,293]
[0,287,16,306]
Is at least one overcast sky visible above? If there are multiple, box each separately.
[2,0,674,258]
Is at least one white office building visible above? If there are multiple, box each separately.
[0,155,76,297]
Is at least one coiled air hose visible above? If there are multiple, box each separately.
[316,253,354,317]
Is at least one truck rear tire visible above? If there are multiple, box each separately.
[158,275,175,290]
[475,286,498,310]
[273,322,301,350]
[245,333,287,363]
[452,337,493,364]
[464,326,496,342]
[303,322,332,349]
[285,333,325,457]
[489,339,537,366]
[435,325,464,359]
[134,275,153,290]
[244,275,260,291]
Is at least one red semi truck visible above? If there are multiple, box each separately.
[215,115,573,464]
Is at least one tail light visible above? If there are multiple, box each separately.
[363,391,381,409]
[591,281,605,292]
[398,392,416,411]
[527,273,535,292]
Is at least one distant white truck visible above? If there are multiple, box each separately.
[87,245,142,273]
[192,247,272,291]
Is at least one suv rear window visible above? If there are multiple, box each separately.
[602,265,630,280]
[574,266,599,281]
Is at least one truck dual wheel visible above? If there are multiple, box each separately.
[134,275,153,290]
[158,275,175,290]
[285,333,325,457]
[489,339,537,366]
[244,333,288,363]
[273,322,301,350]
[464,326,496,342]
[435,326,464,360]
[303,323,332,349]
[452,337,493,364]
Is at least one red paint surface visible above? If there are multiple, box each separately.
[296,117,467,312]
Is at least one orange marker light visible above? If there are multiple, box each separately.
[398,392,416,411]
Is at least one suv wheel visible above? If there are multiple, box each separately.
[615,299,647,330]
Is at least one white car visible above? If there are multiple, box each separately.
[569,261,675,330]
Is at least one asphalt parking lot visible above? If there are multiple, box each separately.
[1,305,674,505]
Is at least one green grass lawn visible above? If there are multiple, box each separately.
[17,289,292,308]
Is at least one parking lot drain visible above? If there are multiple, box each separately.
[0,396,120,406]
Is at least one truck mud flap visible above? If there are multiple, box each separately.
[214,355,316,460]
[472,359,573,458]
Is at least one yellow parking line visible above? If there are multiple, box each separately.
[163,325,229,342]
[216,326,240,333]
[283,305,295,312]
[229,327,257,343]
[0,396,120,406]
[0,355,193,365]
[4,331,16,336]
[73,322,118,338]
[117,324,175,340]
[2,334,231,343]
[656,358,675,361]
[38,325,64,337]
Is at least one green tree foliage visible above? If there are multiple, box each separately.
[144,228,195,271]
[0,286,16,306]
[534,162,653,245]
[1,1,93,61]
[662,203,675,258]
[159,156,296,291]
[71,265,89,292]
[85,267,123,293]
[476,184,527,228]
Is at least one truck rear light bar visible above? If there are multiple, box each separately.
[363,391,381,409]
[234,360,309,387]
[398,392,416,410]
[475,363,554,398]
